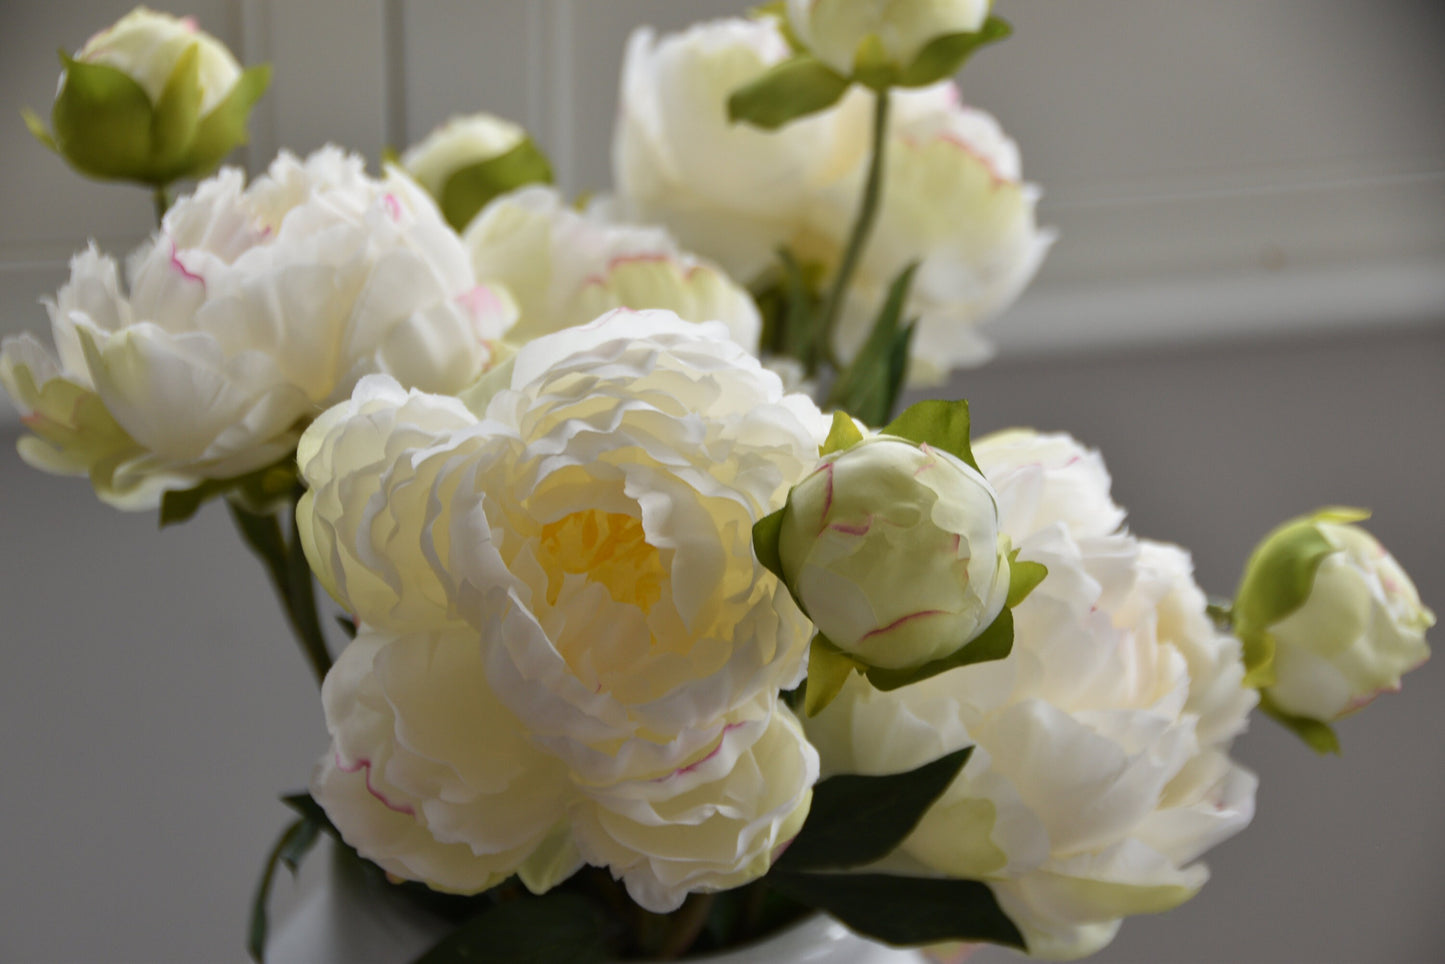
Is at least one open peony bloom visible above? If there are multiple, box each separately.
[611,17,1051,384]
[465,185,760,352]
[805,429,1258,959]
[298,311,828,911]
[0,148,514,508]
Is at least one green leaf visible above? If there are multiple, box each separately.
[864,607,1014,691]
[803,635,862,717]
[186,63,272,179]
[1006,551,1047,608]
[21,107,58,152]
[768,872,1025,950]
[881,398,980,472]
[752,507,789,584]
[51,52,157,181]
[1233,508,1367,687]
[412,892,610,964]
[150,42,203,167]
[439,137,554,232]
[897,17,1013,87]
[778,747,972,871]
[820,410,864,456]
[728,54,851,130]
[248,815,324,962]
[1259,691,1341,755]
[827,262,920,426]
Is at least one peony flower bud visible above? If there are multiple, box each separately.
[399,113,553,232]
[24,7,270,186]
[1236,510,1433,725]
[785,0,991,81]
[776,436,1010,670]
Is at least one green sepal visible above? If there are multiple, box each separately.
[751,506,789,584]
[881,398,980,472]
[438,137,554,232]
[864,607,1014,691]
[897,17,1013,87]
[150,43,204,168]
[380,145,402,168]
[766,872,1025,950]
[820,409,864,456]
[1233,506,1368,687]
[158,456,297,527]
[22,107,58,152]
[747,2,807,52]
[852,35,898,91]
[184,62,271,179]
[804,634,863,717]
[51,51,157,182]
[413,892,611,964]
[1259,690,1341,755]
[776,746,972,872]
[727,54,851,130]
[826,262,919,427]
[1006,548,1047,608]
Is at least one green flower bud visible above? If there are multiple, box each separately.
[1236,509,1433,725]
[776,435,1009,670]
[398,113,553,232]
[23,7,270,187]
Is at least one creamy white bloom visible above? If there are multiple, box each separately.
[786,0,991,76]
[298,312,828,911]
[400,112,527,200]
[806,429,1257,960]
[829,83,1054,381]
[612,18,872,285]
[612,19,1050,383]
[0,148,514,508]
[777,437,1009,669]
[75,7,241,114]
[465,185,760,352]
[1244,517,1433,722]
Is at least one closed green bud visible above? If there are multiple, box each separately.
[776,435,1010,671]
[24,7,270,187]
[1236,508,1433,727]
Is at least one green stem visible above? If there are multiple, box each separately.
[152,185,173,225]
[656,893,716,960]
[817,87,891,371]
[228,497,333,687]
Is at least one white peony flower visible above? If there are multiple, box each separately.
[786,0,991,77]
[611,18,873,286]
[828,83,1054,381]
[611,19,1050,383]
[465,185,760,352]
[297,312,829,911]
[1237,512,1433,723]
[776,436,1010,670]
[805,429,1257,960]
[0,148,514,508]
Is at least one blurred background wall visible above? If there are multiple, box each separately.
[1,2,1441,961]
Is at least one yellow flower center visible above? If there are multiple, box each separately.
[538,509,666,612]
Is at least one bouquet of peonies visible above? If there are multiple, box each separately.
[5,5,1433,963]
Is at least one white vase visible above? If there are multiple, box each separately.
[268,840,929,964]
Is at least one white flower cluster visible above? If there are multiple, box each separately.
[1,148,513,507]
[299,312,827,912]
[806,430,1259,959]
[612,17,1053,381]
